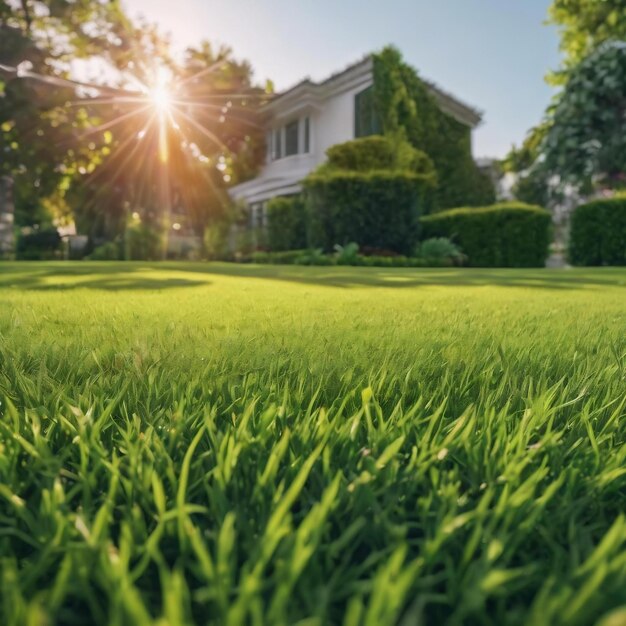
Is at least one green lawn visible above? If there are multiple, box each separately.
[1,262,626,626]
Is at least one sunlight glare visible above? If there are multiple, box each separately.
[150,67,172,115]
[151,83,171,114]
[147,67,173,164]
[150,82,172,115]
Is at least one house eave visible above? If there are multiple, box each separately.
[424,81,483,127]
[261,56,374,119]
[229,175,304,204]
[262,54,482,127]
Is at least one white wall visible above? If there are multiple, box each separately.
[314,82,372,162]
[262,81,374,179]
[229,67,374,205]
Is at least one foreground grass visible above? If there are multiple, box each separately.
[1,262,626,626]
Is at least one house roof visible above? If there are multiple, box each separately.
[262,54,483,128]
[261,56,374,116]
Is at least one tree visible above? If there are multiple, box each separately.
[1,2,268,255]
[541,42,626,190]
[504,1,626,200]
[68,37,267,250]
[0,1,132,228]
[547,0,626,81]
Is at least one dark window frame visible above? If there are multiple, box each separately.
[273,127,282,160]
[285,119,299,157]
[354,86,381,138]
[304,117,310,153]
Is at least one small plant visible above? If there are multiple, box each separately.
[334,242,360,265]
[417,237,464,264]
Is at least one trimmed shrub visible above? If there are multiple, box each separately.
[324,135,436,183]
[421,202,551,267]
[325,136,395,172]
[569,197,626,266]
[248,249,451,267]
[250,250,308,264]
[266,196,307,251]
[358,255,450,268]
[305,171,432,255]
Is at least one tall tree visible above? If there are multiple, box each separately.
[504,0,626,198]
[0,0,131,227]
[69,36,267,249]
[547,0,626,81]
[1,2,267,251]
[542,42,626,190]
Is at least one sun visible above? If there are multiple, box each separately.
[149,66,173,115]
[150,78,172,115]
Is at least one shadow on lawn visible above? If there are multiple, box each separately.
[0,264,209,291]
[1,261,625,292]
[166,262,626,291]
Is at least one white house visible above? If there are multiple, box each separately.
[229,55,483,226]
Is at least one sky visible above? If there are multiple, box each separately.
[122,0,562,159]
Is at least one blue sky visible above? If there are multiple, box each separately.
[123,0,561,158]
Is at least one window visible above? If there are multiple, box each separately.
[304,117,310,153]
[266,131,273,161]
[273,128,282,160]
[250,203,265,229]
[285,120,299,156]
[354,86,381,138]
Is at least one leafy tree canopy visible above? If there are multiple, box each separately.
[1,1,267,241]
[547,0,626,82]
[541,41,626,189]
[504,0,626,197]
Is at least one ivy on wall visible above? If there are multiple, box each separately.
[372,47,495,209]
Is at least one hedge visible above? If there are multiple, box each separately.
[421,202,551,267]
[304,171,432,255]
[250,249,457,267]
[266,196,307,252]
[569,197,626,266]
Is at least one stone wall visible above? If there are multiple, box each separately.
[0,176,15,259]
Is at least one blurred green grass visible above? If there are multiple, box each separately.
[1,262,626,626]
